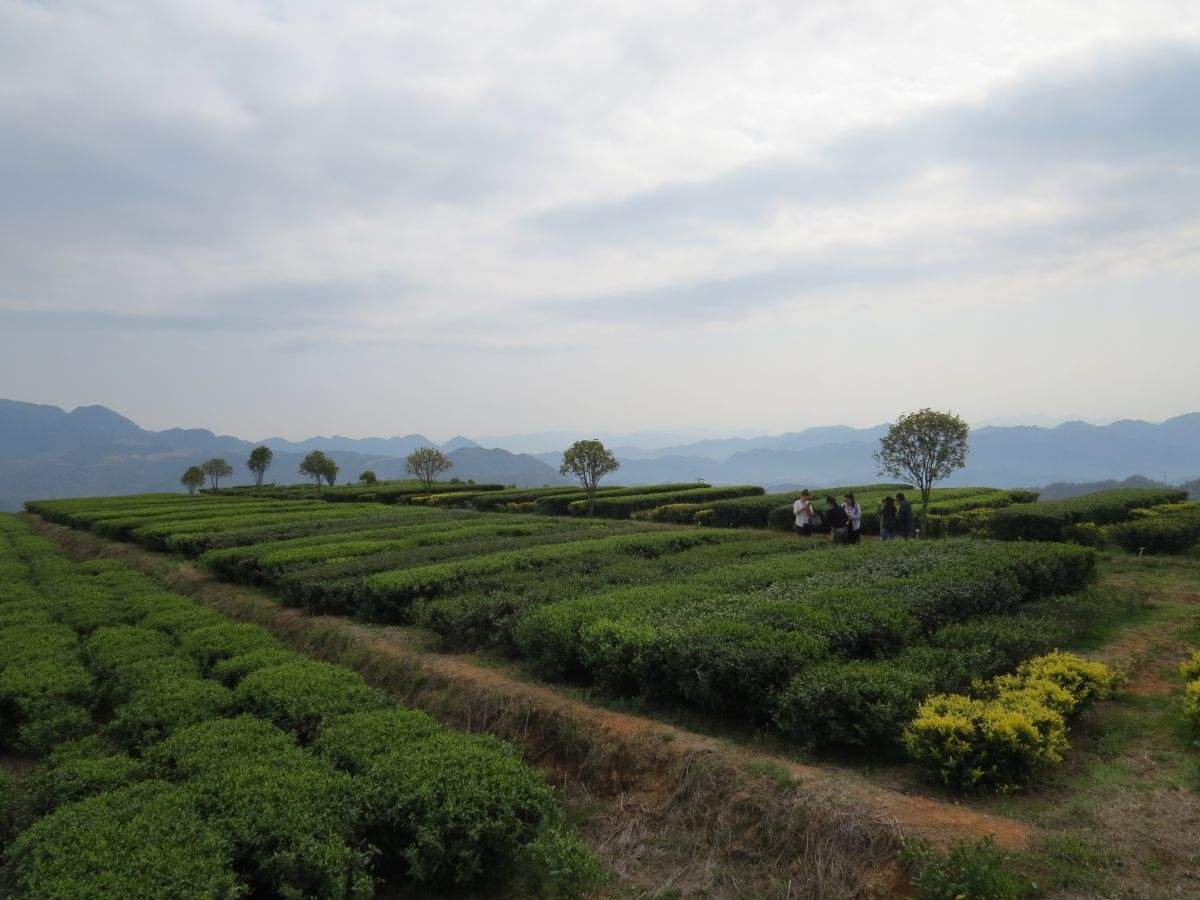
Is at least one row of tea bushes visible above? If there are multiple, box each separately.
[701,484,910,529]
[1106,502,1200,554]
[0,516,599,897]
[512,540,1097,736]
[904,651,1120,793]
[982,488,1189,542]
[567,485,764,518]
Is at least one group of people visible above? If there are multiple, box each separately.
[792,490,914,543]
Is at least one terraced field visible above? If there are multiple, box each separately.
[29,493,1099,755]
[0,514,596,897]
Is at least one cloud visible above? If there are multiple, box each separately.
[529,44,1200,242]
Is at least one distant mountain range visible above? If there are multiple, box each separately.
[2,399,1197,510]
[0,400,567,511]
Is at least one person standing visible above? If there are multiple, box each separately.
[792,489,817,537]
[843,492,862,544]
[880,495,898,541]
[896,492,914,538]
[825,495,850,543]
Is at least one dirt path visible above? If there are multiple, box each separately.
[28,515,1035,897]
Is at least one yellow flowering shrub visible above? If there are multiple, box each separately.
[904,692,1067,793]
[905,651,1117,793]
[1183,680,1200,735]
[1014,652,1119,713]
[1179,651,1200,682]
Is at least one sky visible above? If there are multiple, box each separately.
[1,1,1198,442]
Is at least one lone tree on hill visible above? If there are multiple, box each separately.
[199,458,233,492]
[358,470,378,485]
[560,439,620,517]
[247,445,274,494]
[299,450,337,493]
[405,447,452,496]
[874,408,969,536]
[180,466,205,496]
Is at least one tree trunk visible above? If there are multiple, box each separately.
[920,486,930,539]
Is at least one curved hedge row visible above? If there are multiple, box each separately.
[983,488,1188,542]
[568,485,764,518]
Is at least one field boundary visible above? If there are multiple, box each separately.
[25,513,1034,897]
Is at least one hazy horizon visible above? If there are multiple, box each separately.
[2,2,1198,438]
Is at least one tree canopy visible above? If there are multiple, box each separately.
[247,446,274,494]
[298,450,337,492]
[180,466,205,495]
[198,458,233,492]
[560,439,620,517]
[358,470,378,485]
[874,408,969,534]
[404,448,452,495]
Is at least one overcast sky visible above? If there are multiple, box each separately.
[2,1,1198,441]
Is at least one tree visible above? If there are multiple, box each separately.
[874,408,970,536]
[559,439,620,517]
[247,446,274,495]
[180,466,204,496]
[322,458,340,487]
[404,447,452,496]
[358,470,378,485]
[299,450,336,493]
[199,458,233,492]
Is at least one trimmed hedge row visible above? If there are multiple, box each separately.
[704,484,910,529]
[983,488,1189,542]
[569,485,764,518]
[1107,502,1200,554]
[512,540,1096,730]
[532,483,705,515]
[0,515,599,897]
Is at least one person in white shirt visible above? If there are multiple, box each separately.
[842,492,862,544]
[792,489,817,537]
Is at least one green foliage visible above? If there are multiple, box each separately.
[358,470,377,485]
[180,465,205,496]
[299,449,339,492]
[145,716,371,898]
[558,439,620,516]
[178,622,280,672]
[630,502,704,523]
[900,837,1032,900]
[198,458,234,492]
[1107,502,1200,554]
[3,781,240,898]
[211,648,301,686]
[1063,521,1107,547]
[404,447,453,494]
[874,409,970,524]
[313,708,444,773]
[774,660,935,752]
[356,730,558,885]
[987,489,1189,542]
[107,676,233,750]
[25,752,142,817]
[234,661,389,740]
[246,445,273,492]
[568,485,764,518]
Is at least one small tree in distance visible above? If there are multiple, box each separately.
[560,439,620,517]
[247,445,274,495]
[874,408,970,536]
[299,450,335,493]
[322,458,340,487]
[199,458,233,492]
[359,470,378,485]
[405,447,452,496]
[181,466,204,496]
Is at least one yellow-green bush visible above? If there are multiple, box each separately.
[904,693,1067,792]
[905,652,1117,792]
[1182,680,1200,735]
[1178,651,1200,682]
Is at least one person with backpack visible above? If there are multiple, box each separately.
[825,495,850,543]
[896,492,914,538]
[792,489,818,537]
[843,492,862,544]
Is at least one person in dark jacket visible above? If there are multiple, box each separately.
[896,492,914,538]
[880,495,898,540]
[825,495,850,543]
